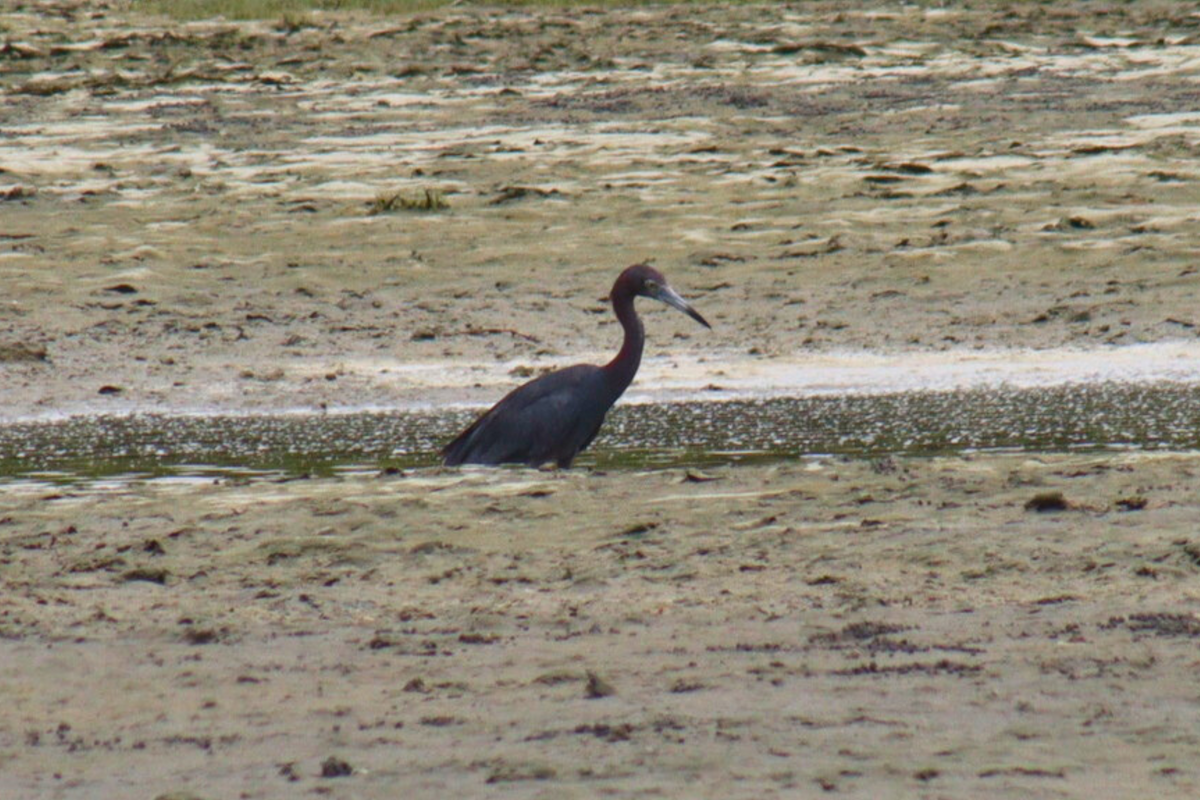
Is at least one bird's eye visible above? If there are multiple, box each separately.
[644,279,659,292]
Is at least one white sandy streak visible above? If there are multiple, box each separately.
[375,340,1200,409]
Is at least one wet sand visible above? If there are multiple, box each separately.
[2,2,1200,798]
[2,0,1200,416]
[3,454,1200,798]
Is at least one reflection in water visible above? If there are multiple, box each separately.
[1,382,1198,483]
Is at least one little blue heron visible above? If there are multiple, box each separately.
[443,263,711,467]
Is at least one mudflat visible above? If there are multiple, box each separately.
[3,454,1200,798]
[2,0,1199,414]
[2,2,1200,798]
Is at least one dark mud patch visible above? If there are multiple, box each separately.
[1102,613,1200,638]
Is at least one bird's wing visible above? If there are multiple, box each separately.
[443,365,608,466]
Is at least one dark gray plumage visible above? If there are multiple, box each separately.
[442,264,710,468]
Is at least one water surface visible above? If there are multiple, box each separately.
[1,382,1197,485]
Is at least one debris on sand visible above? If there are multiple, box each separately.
[1024,491,1069,512]
[0,342,48,363]
[585,670,616,699]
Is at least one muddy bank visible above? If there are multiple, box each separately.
[2,453,1200,799]
[2,1,1200,417]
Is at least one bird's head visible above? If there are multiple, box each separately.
[620,263,711,329]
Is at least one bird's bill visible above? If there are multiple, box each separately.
[653,284,711,329]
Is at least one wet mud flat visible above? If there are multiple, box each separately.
[2,1,1200,415]
[3,1,1200,798]
[2,451,1200,799]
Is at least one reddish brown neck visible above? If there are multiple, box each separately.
[602,277,644,397]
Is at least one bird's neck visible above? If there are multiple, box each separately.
[602,288,643,397]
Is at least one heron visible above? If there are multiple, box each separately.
[442,263,711,468]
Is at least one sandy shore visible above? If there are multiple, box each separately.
[2,2,1200,798]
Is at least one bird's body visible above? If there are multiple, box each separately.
[443,264,709,468]
[442,364,613,468]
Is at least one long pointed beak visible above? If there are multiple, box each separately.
[654,284,711,329]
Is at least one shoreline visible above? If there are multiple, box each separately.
[3,341,1199,422]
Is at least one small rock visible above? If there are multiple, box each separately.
[1115,495,1147,512]
[121,567,169,585]
[1025,491,1068,513]
[181,627,221,645]
[320,756,353,778]
[620,522,657,537]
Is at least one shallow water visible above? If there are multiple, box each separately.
[1,382,1197,485]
